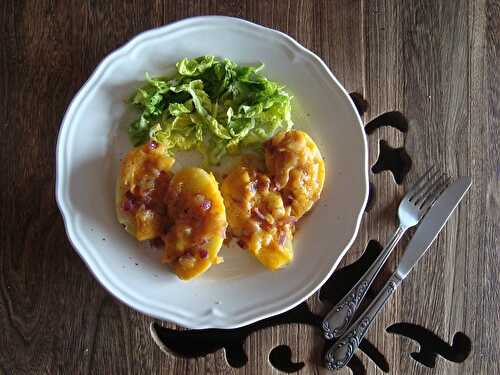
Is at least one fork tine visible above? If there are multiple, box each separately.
[406,166,436,200]
[409,168,442,202]
[413,172,445,205]
[414,172,446,206]
[419,175,451,214]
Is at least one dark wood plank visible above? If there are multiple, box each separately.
[0,0,499,374]
[361,0,405,373]
[399,0,471,374]
[470,0,500,374]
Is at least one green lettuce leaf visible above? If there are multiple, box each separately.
[127,55,293,164]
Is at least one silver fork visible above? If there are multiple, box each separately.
[322,167,444,340]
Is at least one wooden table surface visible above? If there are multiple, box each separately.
[1,1,499,374]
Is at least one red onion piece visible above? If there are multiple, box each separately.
[251,207,267,221]
[123,191,138,211]
[123,199,133,211]
[201,199,212,211]
[194,193,212,211]
[279,232,287,246]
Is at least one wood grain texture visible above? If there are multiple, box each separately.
[0,0,498,374]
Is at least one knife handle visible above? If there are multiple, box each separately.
[322,225,406,340]
[324,273,402,371]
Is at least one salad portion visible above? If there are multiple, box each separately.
[128,55,293,164]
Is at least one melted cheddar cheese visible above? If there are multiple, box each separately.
[116,142,175,241]
[264,130,325,219]
[162,167,227,280]
[116,130,324,276]
[221,165,294,270]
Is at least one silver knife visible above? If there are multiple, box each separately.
[324,176,472,371]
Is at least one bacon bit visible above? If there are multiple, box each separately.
[150,237,164,248]
[232,196,243,204]
[237,239,246,249]
[163,223,172,233]
[263,138,273,150]
[260,221,273,232]
[154,205,166,215]
[284,194,295,205]
[123,199,133,212]
[198,249,208,259]
[155,171,171,187]
[256,175,270,192]
[224,230,233,245]
[147,140,158,150]
[123,191,138,212]
[251,207,267,221]
[197,238,209,246]
[192,219,202,229]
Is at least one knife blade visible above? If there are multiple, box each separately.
[395,176,471,279]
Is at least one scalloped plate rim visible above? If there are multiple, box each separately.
[55,16,368,329]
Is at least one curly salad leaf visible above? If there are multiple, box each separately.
[127,56,293,164]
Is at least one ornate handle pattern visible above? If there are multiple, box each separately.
[322,226,406,339]
[324,274,402,371]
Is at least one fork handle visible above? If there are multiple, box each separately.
[322,225,406,340]
[324,273,402,371]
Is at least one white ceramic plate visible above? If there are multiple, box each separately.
[56,16,368,329]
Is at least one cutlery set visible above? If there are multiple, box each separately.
[322,168,471,370]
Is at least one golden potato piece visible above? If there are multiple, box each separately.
[222,165,295,270]
[162,167,227,280]
[264,130,325,219]
[116,142,175,241]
